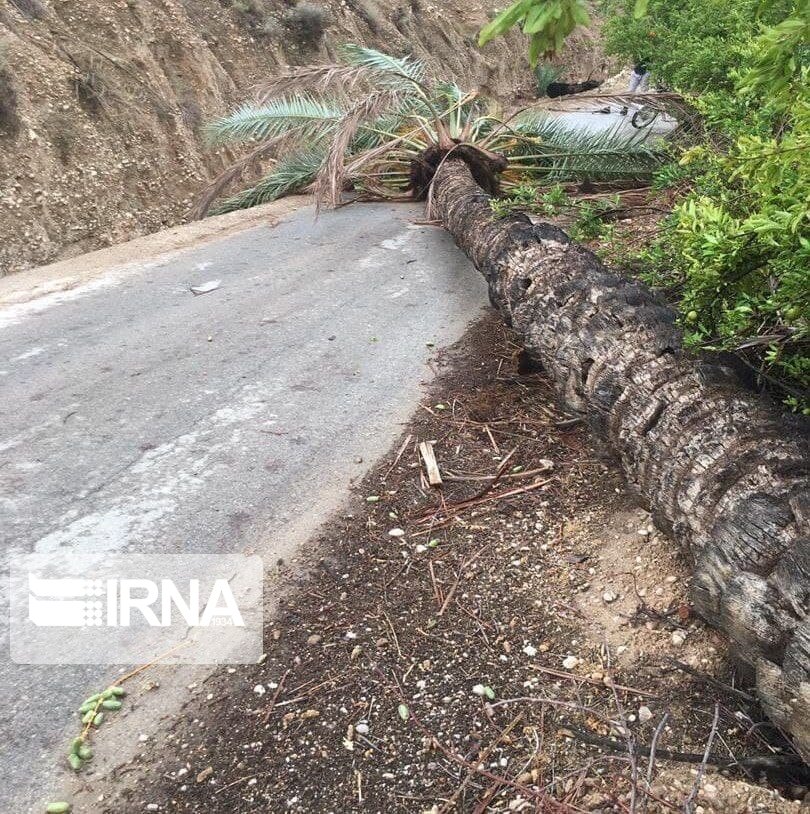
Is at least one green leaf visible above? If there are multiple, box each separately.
[479,0,532,46]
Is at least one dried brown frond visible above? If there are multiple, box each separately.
[190,131,297,219]
[343,136,413,176]
[253,65,372,103]
[312,89,402,209]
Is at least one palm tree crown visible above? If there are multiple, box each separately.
[197,45,668,217]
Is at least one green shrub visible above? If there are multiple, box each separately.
[8,0,47,20]
[282,2,330,48]
[601,0,809,408]
[0,61,20,138]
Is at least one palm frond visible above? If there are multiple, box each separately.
[253,64,372,103]
[209,148,324,214]
[313,89,403,208]
[205,95,346,144]
[501,115,666,182]
[338,44,427,89]
[192,135,288,219]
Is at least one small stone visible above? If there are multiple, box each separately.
[638,705,653,723]
[562,656,579,670]
[306,634,322,645]
[388,528,405,537]
[637,528,649,537]
[355,722,369,735]
[671,631,686,646]
[523,644,537,657]
[196,766,213,783]
[253,684,266,696]
[472,684,486,696]
[602,591,617,603]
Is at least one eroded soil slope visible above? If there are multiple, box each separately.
[0,0,609,274]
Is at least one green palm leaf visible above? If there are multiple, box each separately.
[205,96,346,144]
[210,148,325,214]
[338,44,427,88]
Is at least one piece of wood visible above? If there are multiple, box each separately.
[431,157,810,760]
[418,441,443,487]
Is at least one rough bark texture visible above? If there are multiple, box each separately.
[433,158,810,759]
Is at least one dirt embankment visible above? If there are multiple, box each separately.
[0,0,609,275]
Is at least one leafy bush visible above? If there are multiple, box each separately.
[0,60,21,138]
[8,0,47,20]
[601,0,809,408]
[282,2,330,48]
[533,63,563,96]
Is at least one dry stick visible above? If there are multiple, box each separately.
[382,609,404,660]
[382,433,413,481]
[684,703,720,814]
[428,560,444,610]
[443,464,553,483]
[418,446,518,526]
[664,658,756,704]
[417,461,554,527]
[81,640,191,738]
[438,714,524,814]
[527,663,660,698]
[609,678,639,814]
[438,544,489,616]
[261,668,291,723]
[379,671,574,813]
[472,778,505,814]
[484,424,500,454]
[641,712,670,814]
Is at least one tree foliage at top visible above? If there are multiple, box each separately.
[602,0,809,408]
[479,0,590,65]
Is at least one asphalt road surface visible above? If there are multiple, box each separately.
[0,202,487,812]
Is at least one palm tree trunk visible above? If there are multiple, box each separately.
[432,157,810,758]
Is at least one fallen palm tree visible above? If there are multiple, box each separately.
[194,46,668,217]
[429,155,810,760]
[198,45,808,759]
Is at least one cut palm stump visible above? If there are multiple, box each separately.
[431,157,810,760]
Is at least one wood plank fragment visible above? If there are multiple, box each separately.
[418,441,443,487]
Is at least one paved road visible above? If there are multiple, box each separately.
[0,202,487,812]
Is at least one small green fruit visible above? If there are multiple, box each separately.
[93,712,104,726]
[109,686,127,697]
[78,744,93,761]
[101,699,122,710]
[686,310,698,323]
[81,709,95,725]
[46,803,72,814]
[68,753,83,772]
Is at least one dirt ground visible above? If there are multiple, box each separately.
[77,314,806,813]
